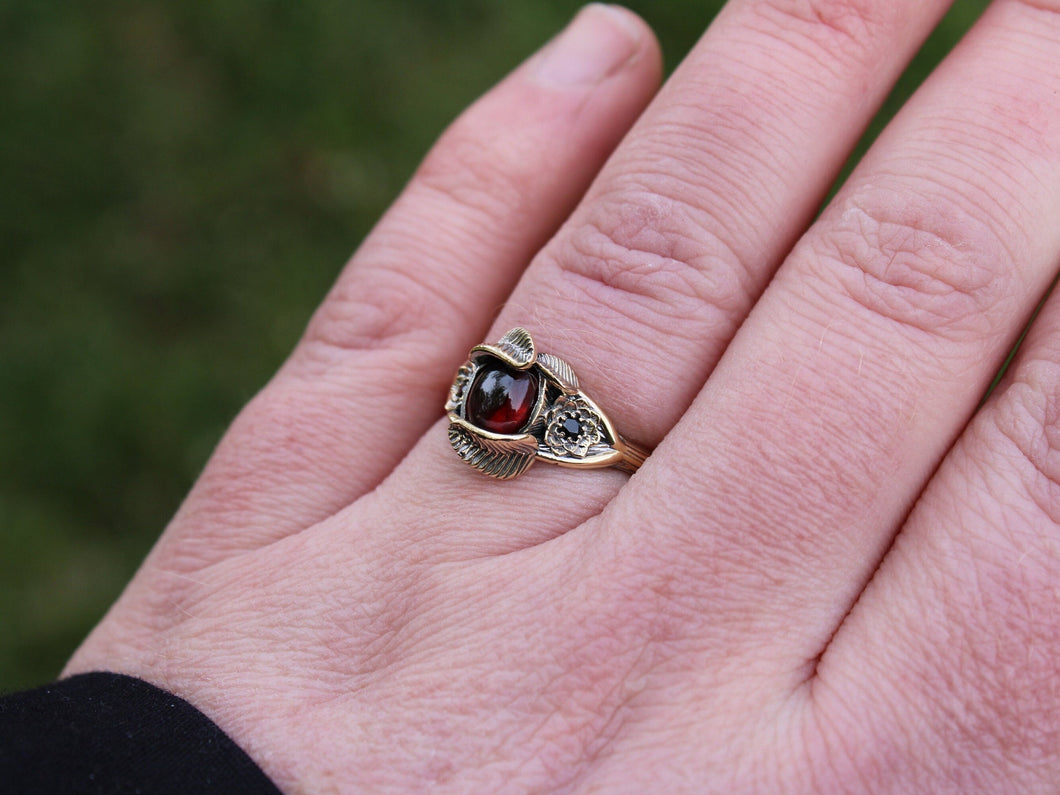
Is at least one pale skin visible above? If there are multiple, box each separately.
[64,1,1060,792]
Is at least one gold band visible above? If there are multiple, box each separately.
[445,328,651,479]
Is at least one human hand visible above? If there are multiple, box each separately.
[66,1,1060,792]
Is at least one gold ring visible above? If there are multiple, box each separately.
[445,328,651,479]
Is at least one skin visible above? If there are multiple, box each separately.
[65,1,1060,792]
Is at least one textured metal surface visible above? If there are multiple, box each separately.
[537,353,579,390]
[447,421,538,480]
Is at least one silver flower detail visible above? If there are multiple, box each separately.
[545,396,603,458]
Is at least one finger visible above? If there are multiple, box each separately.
[809,283,1060,792]
[156,6,662,565]
[375,0,954,557]
[611,0,1060,671]
[483,0,953,449]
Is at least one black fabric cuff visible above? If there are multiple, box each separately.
[0,672,283,794]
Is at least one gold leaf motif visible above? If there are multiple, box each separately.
[537,353,578,390]
[447,423,537,480]
[496,327,535,366]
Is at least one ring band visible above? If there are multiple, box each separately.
[445,328,651,479]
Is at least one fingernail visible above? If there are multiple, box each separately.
[534,4,642,87]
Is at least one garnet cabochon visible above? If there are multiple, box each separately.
[466,359,539,435]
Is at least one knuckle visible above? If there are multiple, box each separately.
[990,352,1060,523]
[303,99,547,359]
[549,179,750,336]
[809,188,1011,341]
[414,123,526,218]
[751,0,895,59]
[304,267,438,356]
[181,393,329,515]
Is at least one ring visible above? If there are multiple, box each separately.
[445,328,651,479]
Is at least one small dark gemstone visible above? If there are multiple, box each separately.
[466,359,538,434]
[561,417,582,438]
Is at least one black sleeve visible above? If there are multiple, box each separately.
[0,672,284,794]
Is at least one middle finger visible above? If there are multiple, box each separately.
[472,0,953,450]
[380,0,954,556]
[611,0,1060,675]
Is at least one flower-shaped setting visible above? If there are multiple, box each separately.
[545,396,604,458]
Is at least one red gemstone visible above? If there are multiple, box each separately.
[466,360,538,434]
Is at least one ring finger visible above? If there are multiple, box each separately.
[381,0,954,555]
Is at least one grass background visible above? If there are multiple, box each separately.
[1,0,989,691]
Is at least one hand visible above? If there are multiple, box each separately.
[66,2,1060,792]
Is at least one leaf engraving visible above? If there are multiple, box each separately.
[537,353,579,390]
[497,328,535,367]
[447,422,537,479]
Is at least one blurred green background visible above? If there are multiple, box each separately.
[1,0,988,691]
